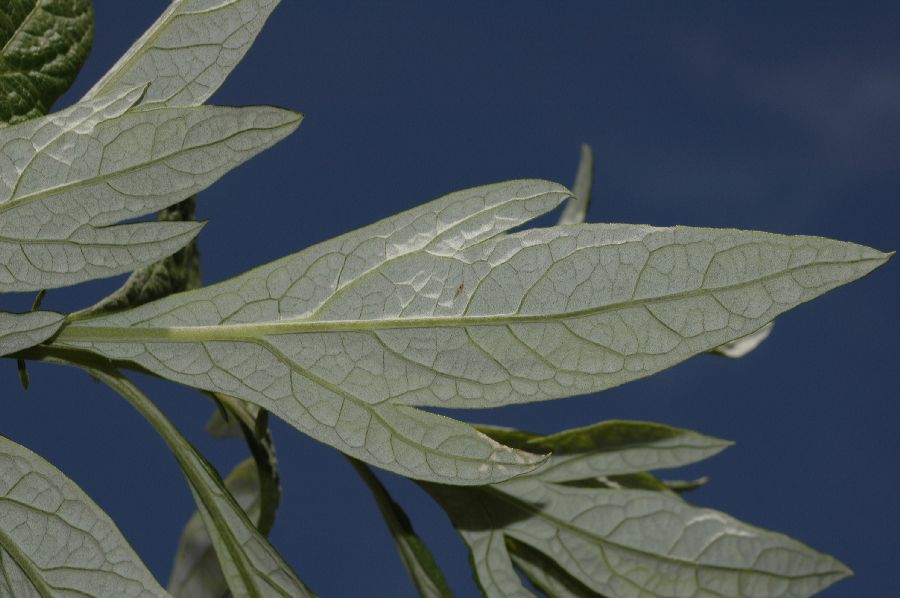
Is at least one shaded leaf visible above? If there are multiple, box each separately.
[83,0,282,108]
[168,458,260,598]
[0,0,94,125]
[92,368,314,598]
[349,458,453,598]
[0,434,167,597]
[713,321,774,358]
[0,85,301,292]
[424,477,850,598]
[0,310,62,357]
[508,538,606,598]
[558,144,594,226]
[52,179,890,483]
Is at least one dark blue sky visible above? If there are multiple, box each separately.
[4,2,898,596]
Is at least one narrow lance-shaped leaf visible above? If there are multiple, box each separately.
[558,143,594,226]
[82,0,282,108]
[0,0,94,125]
[51,179,891,484]
[348,458,453,598]
[479,420,732,483]
[91,367,315,598]
[0,84,301,292]
[424,421,849,598]
[425,477,851,598]
[0,310,63,357]
[0,434,167,597]
[168,458,262,598]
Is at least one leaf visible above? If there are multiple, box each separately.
[76,197,203,318]
[0,0,94,125]
[0,434,167,597]
[507,538,606,598]
[479,421,732,483]
[50,179,891,484]
[349,458,453,598]
[168,458,261,598]
[204,392,280,539]
[423,477,851,598]
[0,310,62,357]
[0,84,301,292]
[558,144,594,225]
[82,0,282,108]
[712,321,774,358]
[93,368,315,598]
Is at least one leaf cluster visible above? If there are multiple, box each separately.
[0,2,891,597]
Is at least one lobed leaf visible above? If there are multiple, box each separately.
[93,368,314,598]
[0,435,167,597]
[0,310,62,357]
[50,179,890,483]
[82,0,282,108]
[0,85,301,292]
[0,0,94,125]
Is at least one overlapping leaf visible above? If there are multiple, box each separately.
[479,421,732,483]
[0,0,94,125]
[424,421,850,598]
[0,84,300,292]
[168,458,261,598]
[83,0,282,108]
[0,434,167,597]
[48,179,890,484]
[93,368,314,598]
[0,310,62,357]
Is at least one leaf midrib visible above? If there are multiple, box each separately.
[56,255,886,344]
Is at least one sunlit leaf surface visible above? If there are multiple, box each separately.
[0,85,300,292]
[83,0,281,107]
[51,179,890,484]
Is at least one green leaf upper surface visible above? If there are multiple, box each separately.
[94,369,314,598]
[168,458,261,598]
[0,310,62,357]
[51,179,890,483]
[0,435,167,597]
[82,0,281,108]
[0,0,94,125]
[0,85,301,292]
